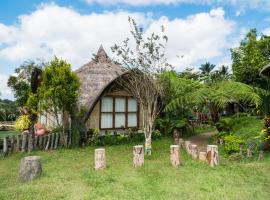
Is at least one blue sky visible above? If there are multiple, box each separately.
[0,0,270,99]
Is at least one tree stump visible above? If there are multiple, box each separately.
[247,148,252,158]
[133,145,144,167]
[199,151,207,162]
[170,145,180,167]
[259,150,264,160]
[184,141,191,154]
[95,148,106,170]
[18,156,42,182]
[239,144,243,155]
[178,138,184,148]
[191,144,198,160]
[206,145,219,167]
[173,129,180,145]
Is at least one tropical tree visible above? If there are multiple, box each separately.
[30,57,81,146]
[111,17,171,155]
[165,78,261,123]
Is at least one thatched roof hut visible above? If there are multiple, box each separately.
[75,45,126,121]
[260,63,270,77]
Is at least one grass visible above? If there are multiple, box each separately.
[1,137,270,200]
[0,130,19,138]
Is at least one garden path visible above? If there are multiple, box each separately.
[188,130,217,152]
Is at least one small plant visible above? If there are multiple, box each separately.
[15,115,30,131]
[215,118,233,132]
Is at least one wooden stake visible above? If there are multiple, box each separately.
[50,133,55,150]
[133,145,144,167]
[3,137,8,156]
[170,145,180,167]
[54,133,59,149]
[247,148,252,158]
[259,150,264,160]
[206,145,219,167]
[16,135,21,152]
[45,135,51,151]
[21,133,27,152]
[179,138,184,149]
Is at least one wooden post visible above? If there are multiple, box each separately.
[50,133,55,150]
[16,135,21,152]
[184,140,191,154]
[3,137,8,156]
[45,135,51,151]
[170,145,180,167]
[247,148,252,158]
[239,144,243,155]
[10,136,15,153]
[259,151,263,160]
[191,144,198,160]
[28,134,33,152]
[21,133,27,152]
[34,136,38,150]
[133,145,144,167]
[206,145,219,167]
[199,151,207,162]
[95,148,106,170]
[54,133,59,149]
[18,156,42,182]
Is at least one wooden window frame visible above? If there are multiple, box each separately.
[99,96,139,130]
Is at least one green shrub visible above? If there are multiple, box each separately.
[215,118,234,132]
[223,135,244,154]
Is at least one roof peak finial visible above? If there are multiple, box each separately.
[96,44,109,63]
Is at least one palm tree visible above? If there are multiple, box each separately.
[199,62,216,75]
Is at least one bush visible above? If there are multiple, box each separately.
[87,129,162,146]
[155,117,187,136]
[15,115,30,131]
[223,135,243,154]
[215,118,234,132]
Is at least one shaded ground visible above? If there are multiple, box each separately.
[188,130,217,152]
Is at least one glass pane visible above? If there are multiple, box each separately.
[128,98,137,112]
[115,98,126,112]
[115,113,126,128]
[101,97,113,112]
[128,113,137,127]
[101,113,113,128]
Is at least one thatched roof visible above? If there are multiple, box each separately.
[75,45,126,120]
[260,63,270,77]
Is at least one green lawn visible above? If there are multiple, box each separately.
[0,131,19,138]
[0,137,270,200]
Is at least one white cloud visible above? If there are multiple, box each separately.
[0,73,13,100]
[263,28,270,36]
[146,8,235,69]
[85,0,270,10]
[0,4,236,98]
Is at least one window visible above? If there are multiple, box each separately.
[100,96,138,129]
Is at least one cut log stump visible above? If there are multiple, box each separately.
[259,150,264,160]
[199,151,207,162]
[133,145,144,167]
[170,145,180,167]
[18,156,42,182]
[95,148,106,170]
[179,138,184,149]
[191,144,198,160]
[184,141,191,154]
[206,145,219,167]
